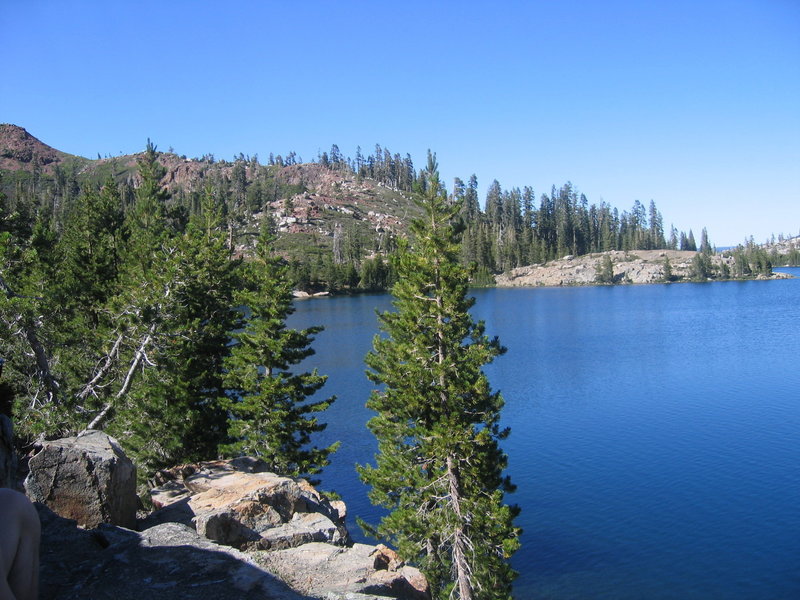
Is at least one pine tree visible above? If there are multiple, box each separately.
[595,254,615,284]
[662,256,674,282]
[690,252,712,281]
[220,223,338,481]
[699,227,713,255]
[358,157,519,599]
[686,229,697,252]
[139,188,242,464]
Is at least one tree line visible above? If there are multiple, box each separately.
[4,137,793,300]
[306,145,721,285]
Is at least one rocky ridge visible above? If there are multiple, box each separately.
[0,124,418,262]
[0,124,76,173]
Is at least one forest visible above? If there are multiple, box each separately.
[1,142,338,482]
[0,134,790,460]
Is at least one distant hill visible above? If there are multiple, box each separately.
[0,124,420,266]
[0,124,82,173]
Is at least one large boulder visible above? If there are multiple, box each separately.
[30,451,428,599]
[146,458,349,551]
[255,542,430,600]
[25,430,137,529]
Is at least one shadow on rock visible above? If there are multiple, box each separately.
[37,504,312,600]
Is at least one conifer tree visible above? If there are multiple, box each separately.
[662,256,674,282]
[596,254,615,284]
[118,188,242,467]
[358,156,519,599]
[220,223,338,481]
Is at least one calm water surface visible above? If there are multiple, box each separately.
[288,270,800,599]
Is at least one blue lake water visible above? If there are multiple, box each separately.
[287,269,800,599]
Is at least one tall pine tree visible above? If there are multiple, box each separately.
[220,223,338,481]
[358,156,519,599]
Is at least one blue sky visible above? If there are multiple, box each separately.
[2,0,798,246]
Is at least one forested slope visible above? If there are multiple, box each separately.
[3,124,728,292]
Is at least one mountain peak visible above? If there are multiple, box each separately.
[0,124,72,172]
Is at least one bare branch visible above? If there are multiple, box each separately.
[83,324,156,432]
[76,333,124,401]
[24,319,60,405]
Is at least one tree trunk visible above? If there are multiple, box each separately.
[447,454,473,600]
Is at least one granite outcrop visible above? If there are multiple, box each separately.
[495,249,791,287]
[20,431,428,600]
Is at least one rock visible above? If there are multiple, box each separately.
[31,449,427,599]
[36,504,308,600]
[25,430,137,529]
[256,512,343,550]
[496,249,714,287]
[147,459,349,550]
[0,414,13,488]
[255,542,430,600]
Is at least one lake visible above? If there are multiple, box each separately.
[287,269,800,599]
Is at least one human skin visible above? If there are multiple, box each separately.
[0,489,39,600]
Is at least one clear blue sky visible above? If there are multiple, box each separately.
[2,0,798,246]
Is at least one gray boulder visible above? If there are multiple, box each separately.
[25,430,137,528]
[36,504,310,600]
[255,542,430,600]
[147,459,349,550]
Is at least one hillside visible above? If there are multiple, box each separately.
[0,125,419,268]
[0,124,81,173]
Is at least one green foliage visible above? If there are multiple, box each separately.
[358,158,519,599]
[725,240,773,278]
[595,254,615,284]
[662,256,674,282]
[113,188,242,471]
[456,178,692,279]
[220,223,338,481]
[690,252,712,281]
[2,148,335,486]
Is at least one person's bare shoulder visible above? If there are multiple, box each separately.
[0,489,39,528]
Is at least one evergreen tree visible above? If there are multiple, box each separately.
[595,254,614,284]
[699,227,713,255]
[685,229,697,252]
[130,188,242,465]
[690,252,712,281]
[358,159,519,599]
[662,256,674,282]
[220,223,338,480]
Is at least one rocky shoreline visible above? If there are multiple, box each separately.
[495,249,793,287]
[1,423,428,600]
